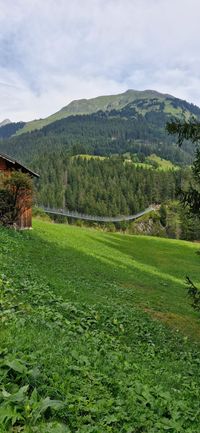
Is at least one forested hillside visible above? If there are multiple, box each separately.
[0,104,195,165]
[0,121,25,138]
[35,155,181,214]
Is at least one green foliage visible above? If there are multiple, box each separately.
[186,276,200,312]
[179,206,200,240]
[167,118,200,309]
[167,118,200,146]
[0,171,33,227]
[32,206,51,222]
[159,204,167,227]
[166,119,200,216]
[0,189,15,226]
[130,211,166,237]
[138,200,200,241]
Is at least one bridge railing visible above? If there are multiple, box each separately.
[39,205,156,223]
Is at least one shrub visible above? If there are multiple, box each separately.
[0,171,33,227]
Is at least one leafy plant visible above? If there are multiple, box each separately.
[0,171,33,227]
[186,276,200,311]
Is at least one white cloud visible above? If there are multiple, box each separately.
[0,0,200,121]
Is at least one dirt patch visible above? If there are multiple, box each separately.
[143,307,200,340]
[121,282,154,291]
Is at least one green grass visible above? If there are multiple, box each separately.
[69,153,178,173]
[38,222,200,330]
[72,154,106,161]
[125,154,178,171]
[1,220,200,432]
[74,154,177,171]
[15,112,69,135]
[146,154,179,171]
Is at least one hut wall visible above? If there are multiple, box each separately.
[0,157,8,171]
[0,158,11,177]
[18,208,32,229]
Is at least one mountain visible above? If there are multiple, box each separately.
[17,89,172,134]
[9,89,200,136]
[0,118,11,127]
[0,121,25,138]
[0,90,197,164]
[0,89,197,168]
[1,89,200,139]
[0,88,198,161]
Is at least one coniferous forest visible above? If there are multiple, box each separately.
[34,154,180,216]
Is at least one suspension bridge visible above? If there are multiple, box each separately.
[41,205,156,223]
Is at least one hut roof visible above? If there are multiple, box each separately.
[0,152,39,178]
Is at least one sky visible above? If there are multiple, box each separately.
[0,0,200,122]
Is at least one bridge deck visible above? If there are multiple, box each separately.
[41,206,156,223]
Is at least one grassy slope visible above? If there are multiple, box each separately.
[1,220,200,432]
[146,154,179,170]
[73,154,106,161]
[76,154,178,171]
[27,221,200,336]
[126,155,178,171]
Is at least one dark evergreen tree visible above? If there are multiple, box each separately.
[167,119,200,310]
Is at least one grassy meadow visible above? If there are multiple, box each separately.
[1,219,200,432]
[75,153,178,171]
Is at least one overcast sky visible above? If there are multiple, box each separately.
[0,0,200,121]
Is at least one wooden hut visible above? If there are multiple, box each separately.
[0,152,39,229]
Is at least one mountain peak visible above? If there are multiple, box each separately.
[0,119,11,128]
